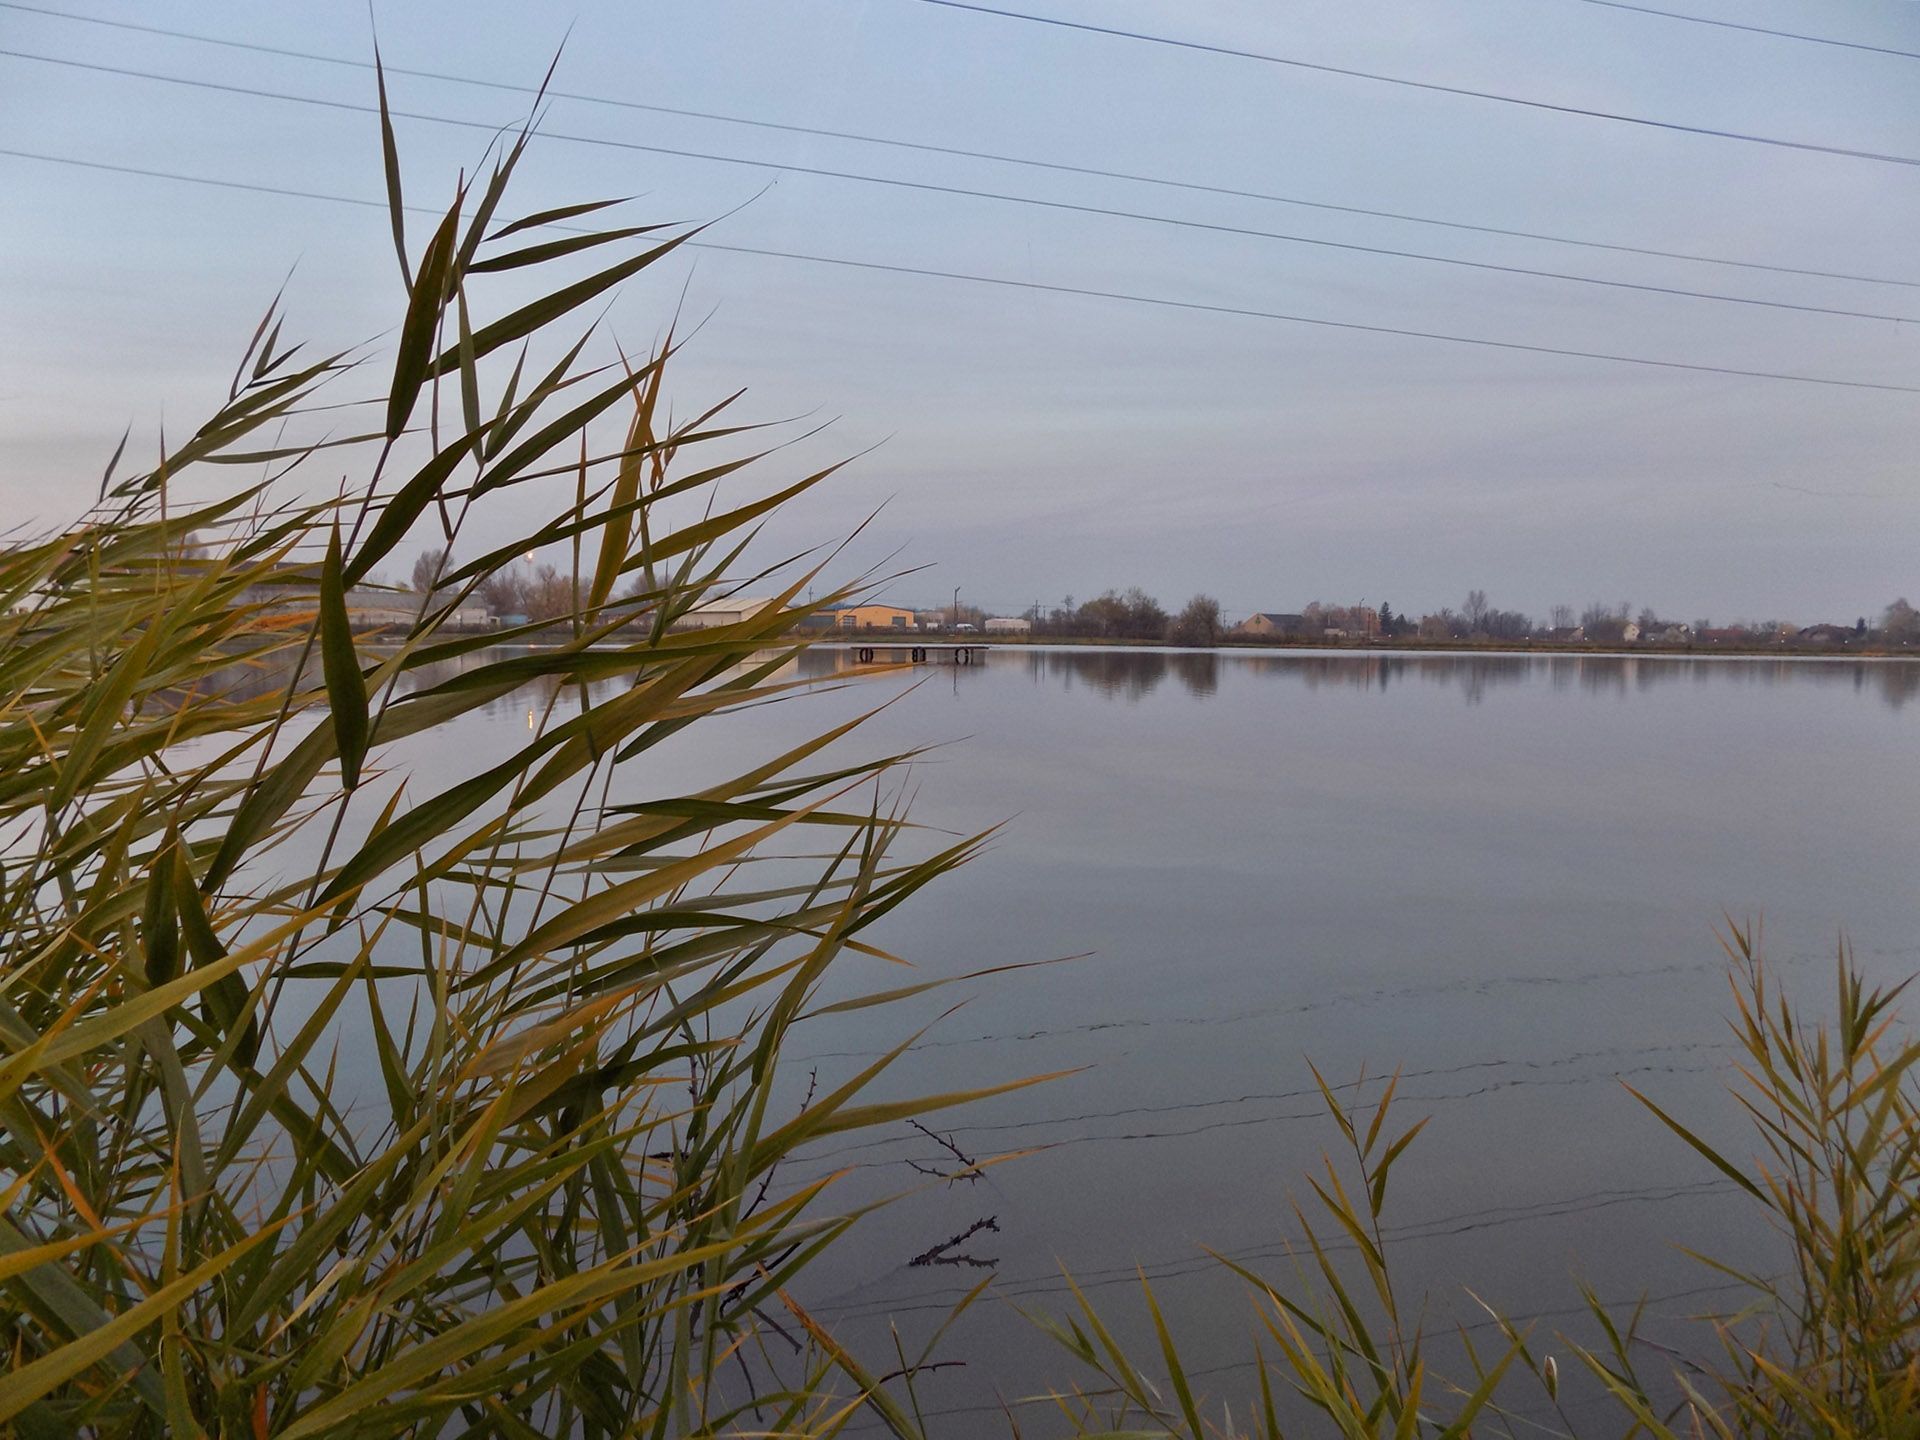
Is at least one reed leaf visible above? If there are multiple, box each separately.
[0,101,998,1439]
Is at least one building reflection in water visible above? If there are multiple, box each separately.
[792,644,1920,709]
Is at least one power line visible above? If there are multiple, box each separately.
[0,146,443,217]
[2,1,1912,291]
[905,0,1920,168]
[5,145,1916,395]
[1568,0,1920,61]
[4,48,1914,329]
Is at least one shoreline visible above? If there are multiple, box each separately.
[375,633,1920,663]
[817,634,1920,662]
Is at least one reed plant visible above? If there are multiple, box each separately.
[1034,927,1920,1439]
[0,78,1045,1438]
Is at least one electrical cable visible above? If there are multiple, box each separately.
[1567,0,1920,61]
[5,145,1915,394]
[3,47,1914,327]
[904,0,1920,167]
[2,0,1912,290]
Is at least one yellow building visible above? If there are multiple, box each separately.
[833,604,918,631]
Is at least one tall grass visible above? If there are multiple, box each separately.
[0,82,1046,1437]
[1035,928,1920,1439]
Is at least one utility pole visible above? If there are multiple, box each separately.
[952,585,960,632]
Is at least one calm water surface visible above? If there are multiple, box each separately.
[416,646,1920,1428]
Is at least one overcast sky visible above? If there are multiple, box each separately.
[2,0,1916,624]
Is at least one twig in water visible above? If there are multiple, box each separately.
[874,1359,967,1385]
[909,1216,1000,1268]
[905,1117,982,1184]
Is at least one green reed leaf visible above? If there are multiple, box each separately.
[319,524,370,792]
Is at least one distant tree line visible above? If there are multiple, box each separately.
[1024,589,1222,646]
[404,552,1920,651]
[1029,589,1166,639]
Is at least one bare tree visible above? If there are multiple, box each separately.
[1581,600,1630,645]
[524,563,580,622]
[477,565,527,617]
[1581,600,1632,627]
[1885,598,1918,642]
[1071,588,1168,639]
[1482,608,1533,640]
[1074,593,1127,637]
[1121,587,1167,639]
[411,545,454,596]
[1549,603,1574,631]
[1168,594,1221,647]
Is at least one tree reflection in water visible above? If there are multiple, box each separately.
[357,643,1920,714]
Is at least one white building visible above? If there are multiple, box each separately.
[342,588,423,628]
[983,616,1032,635]
[675,596,778,630]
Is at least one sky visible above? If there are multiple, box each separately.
[1,0,1916,625]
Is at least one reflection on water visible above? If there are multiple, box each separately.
[282,640,1917,1428]
[232,639,1920,715]
[802,644,1920,709]
[732,644,1920,1427]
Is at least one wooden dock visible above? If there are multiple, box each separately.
[848,642,988,665]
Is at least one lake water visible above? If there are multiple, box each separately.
[415,646,1920,1429]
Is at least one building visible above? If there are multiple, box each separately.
[340,587,425,629]
[347,590,491,632]
[674,595,779,630]
[1236,612,1307,638]
[395,592,491,629]
[1798,623,1857,647]
[832,604,917,631]
[983,616,1031,634]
